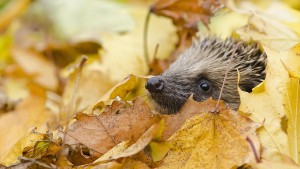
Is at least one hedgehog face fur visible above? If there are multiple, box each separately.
[146,37,267,114]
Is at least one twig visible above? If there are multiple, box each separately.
[60,56,88,157]
[153,44,160,59]
[246,137,261,163]
[143,10,151,65]
[18,156,55,169]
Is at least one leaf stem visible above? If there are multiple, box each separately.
[143,10,151,65]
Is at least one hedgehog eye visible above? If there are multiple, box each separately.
[198,79,211,92]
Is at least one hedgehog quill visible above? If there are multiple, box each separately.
[145,37,267,114]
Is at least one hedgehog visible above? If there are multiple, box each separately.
[145,36,267,114]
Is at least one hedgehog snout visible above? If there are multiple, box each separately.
[145,76,164,93]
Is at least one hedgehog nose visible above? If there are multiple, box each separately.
[145,77,164,93]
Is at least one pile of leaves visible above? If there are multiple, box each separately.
[0,0,300,168]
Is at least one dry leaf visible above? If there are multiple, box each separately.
[84,75,145,115]
[150,0,225,57]
[96,120,164,162]
[151,0,224,27]
[159,98,260,169]
[238,44,296,162]
[281,44,300,163]
[162,96,220,139]
[65,97,161,155]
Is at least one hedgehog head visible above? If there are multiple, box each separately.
[146,37,267,114]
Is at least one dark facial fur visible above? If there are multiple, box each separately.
[146,37,267,114]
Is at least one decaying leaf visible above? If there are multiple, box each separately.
[150,0,225,57]
[159,98,260,169]
[65,97,161,156]
[151,0,224,27]
[95,120,164,162]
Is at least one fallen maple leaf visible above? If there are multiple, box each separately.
[158,98,260,169]
[238,45,290,162]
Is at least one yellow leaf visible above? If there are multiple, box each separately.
[239,45,290,161]
[61,62,115,119]
[2,132,44,166]
[159,98,260,169]
[281,43,300,78]
[148,141,170,162]
[251,160,300,169]
[282,44,300,164]
[83,75,139,114]
[0,85,55,164]
[229,0,300,50]
[94,141,130,163]
[98,6,177,82]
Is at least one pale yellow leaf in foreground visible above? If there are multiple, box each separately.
[239,45,290,161]
[282,44,300,164]
[251,160,300,169]
[159,98,260,169]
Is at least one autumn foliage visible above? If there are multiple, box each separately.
[0,0,300,169]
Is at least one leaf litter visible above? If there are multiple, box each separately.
[0,0,300,169]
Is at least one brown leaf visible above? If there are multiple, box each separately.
[150,0,225,57]
[158,98,261,169]
[65,97,161,155]
[96,121,164,162]
[151,0,224,27]
[65,145,99,166]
